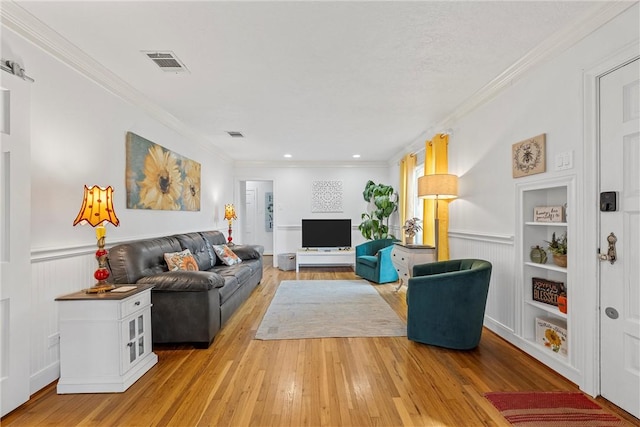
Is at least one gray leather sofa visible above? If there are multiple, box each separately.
[107,230,263,348]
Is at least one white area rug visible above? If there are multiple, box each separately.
[255,280,406,340]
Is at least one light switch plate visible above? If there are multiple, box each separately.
[555,151,573,170]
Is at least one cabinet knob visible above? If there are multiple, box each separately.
[127,342,134,347]
[134,301,141,306]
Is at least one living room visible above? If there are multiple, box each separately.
[1,1,639,424]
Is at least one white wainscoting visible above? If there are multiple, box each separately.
[449,230,516,341]
[30,246,97,394]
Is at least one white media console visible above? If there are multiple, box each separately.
[295,248,355,272]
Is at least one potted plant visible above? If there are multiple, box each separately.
[402,217,421,245]
[546,231,567,267]
[358,180,398,240]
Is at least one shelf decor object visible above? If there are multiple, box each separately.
[224,203,237,244]
[532,277,565,307]
[535,317,568,357]
[546,231,568,267]
[73,185,120,293]
[534,206,564,222]
[557,294,568,314]
[512,133,546,178]
[418,173,458,260]
[530,245,548,264]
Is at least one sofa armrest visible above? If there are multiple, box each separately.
[137,270,225,291]
[231,244,263,260]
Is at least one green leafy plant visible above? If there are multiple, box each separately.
[358,180,398,240]
[545,232,567,255]
[402,217,422,238]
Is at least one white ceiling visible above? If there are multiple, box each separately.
[13,1,607,163]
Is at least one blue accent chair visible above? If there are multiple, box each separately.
[406,259,492,350]
[355,239,399,284]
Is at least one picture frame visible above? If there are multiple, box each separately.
[512,133,546,178]
[126,132,201,211]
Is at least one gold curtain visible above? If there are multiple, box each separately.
[399,153,417,243]
[421,133,451,260]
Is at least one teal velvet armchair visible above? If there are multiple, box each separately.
[406,259,492,350]
[355,239,399,284]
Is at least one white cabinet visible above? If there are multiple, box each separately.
[390,244,436,289]
[296,249,355,272]
[516,177,578,383]
[56,285,158,394]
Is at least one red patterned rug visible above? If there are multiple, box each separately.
[485,392,628,426]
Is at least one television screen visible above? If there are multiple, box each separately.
[301,219,352,248]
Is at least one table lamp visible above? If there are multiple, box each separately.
[73,185,120,293]
[418,174,458,260]
[224,203,237,244]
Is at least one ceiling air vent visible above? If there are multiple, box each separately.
[142,51,189,73]
[227,131,244,138]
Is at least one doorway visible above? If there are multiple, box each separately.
[241,180,274,256]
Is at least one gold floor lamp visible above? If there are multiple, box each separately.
[418,174,458,261]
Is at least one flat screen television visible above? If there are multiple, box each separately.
[301,219,352,249]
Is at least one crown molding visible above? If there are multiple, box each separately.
[234,159,389,169]
[0,1,229,160]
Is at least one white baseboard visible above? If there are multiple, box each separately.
[30,362,59,395]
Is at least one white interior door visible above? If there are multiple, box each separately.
[599,57,639,419]
[0,73,31,416]
[244,187,256,245]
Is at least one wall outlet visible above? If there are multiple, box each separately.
[47,332,60,348]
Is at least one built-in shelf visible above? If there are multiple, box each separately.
[517,176,576,383]
[525,300,567,319]
[525,221,568,227]
[524,261,567,273]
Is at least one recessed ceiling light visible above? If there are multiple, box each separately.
[284,154,292,158]
[352,154,361,158]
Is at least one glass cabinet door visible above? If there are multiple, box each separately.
[121,310,151,374]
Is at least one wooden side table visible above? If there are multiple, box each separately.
[391,243,436,291]
[56,284,158,393]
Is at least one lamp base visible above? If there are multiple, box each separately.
[85,283,116,294]
[227,222,233,245]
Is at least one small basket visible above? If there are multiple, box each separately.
[278,253,296,271]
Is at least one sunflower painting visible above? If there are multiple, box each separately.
[126,132,201,211]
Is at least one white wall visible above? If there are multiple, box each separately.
[234,163,394,263]
[443,4,639,391]
[2,27,235,394]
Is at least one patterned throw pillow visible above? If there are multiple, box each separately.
[164,249,199,271]
[212,244,243,266]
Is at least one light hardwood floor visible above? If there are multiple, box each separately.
[3,258,638,426]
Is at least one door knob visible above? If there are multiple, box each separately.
[598,232,617,264]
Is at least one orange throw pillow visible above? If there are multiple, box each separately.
[164,249,199,271]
